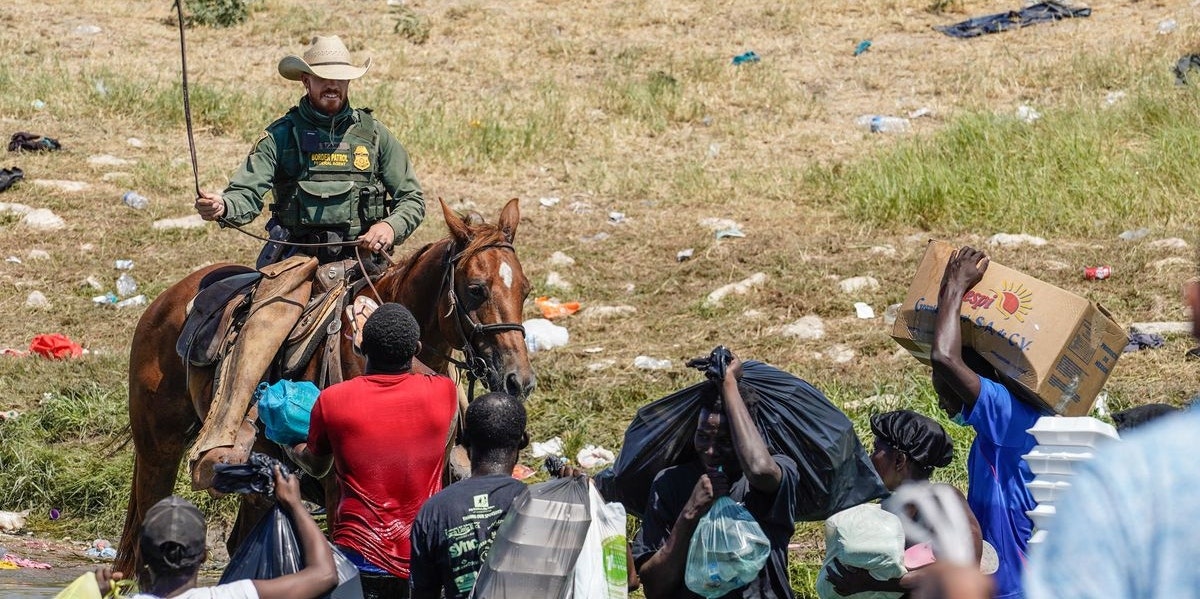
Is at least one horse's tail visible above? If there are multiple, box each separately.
[114,452,143,576]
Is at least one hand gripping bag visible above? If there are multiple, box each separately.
[684,496,771,598]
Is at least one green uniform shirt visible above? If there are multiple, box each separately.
[221,97,425,244]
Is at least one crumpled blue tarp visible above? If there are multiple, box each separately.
[935,1,1091,39]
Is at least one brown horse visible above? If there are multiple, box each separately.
[116,198,534,575]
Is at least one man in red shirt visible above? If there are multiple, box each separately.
[290,303,458,598]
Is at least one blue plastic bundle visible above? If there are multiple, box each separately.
[255,379,320,446]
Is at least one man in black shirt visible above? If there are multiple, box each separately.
[409,392,529,599]
[633,352,800,599]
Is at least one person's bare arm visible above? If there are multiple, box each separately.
[931,246,989,413]
[252,466,338,599]
[287,442,333,479]
[720,354,782,494]
[638,472,728,599]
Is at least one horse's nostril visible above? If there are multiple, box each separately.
[504,372,535,398]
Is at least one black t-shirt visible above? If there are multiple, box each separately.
[632,457,799,599]
[409,474,529,599]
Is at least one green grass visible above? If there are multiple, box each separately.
[823,88,1200,235]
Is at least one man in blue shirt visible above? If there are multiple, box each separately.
[930,246,1046,599]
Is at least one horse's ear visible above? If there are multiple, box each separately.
[497,197,520,243]
[440,198,471,245]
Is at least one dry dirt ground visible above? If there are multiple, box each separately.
[1,0,1198,589]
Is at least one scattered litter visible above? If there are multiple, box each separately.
[538,197,560,208]
[89,154,135,167]
[583,347,604,354]
[30,333,83,359]
[80,243,95,252]
[21,208,65,231]
[838,276,879,294]
[715,226,746,239]
[115,259,134,270]
[580,232,609,243]
[1,349,27,358]
[1092,391,1109,418]
[677,248,694,262]
[0,410,20,420]
[576,445,615,469]
[116,272,138,297]
[531,436,565,458]
[511,464,536,481]
[1124,332,1166,353]
[92,293,118,305]
[121,190,149,210]
[1148,257,1192,271]
[49,509,59,520]
[987,232,1047,247]
[126,137,144,148]
[25,291,49,308]
[0,202,32,215]
[1129,321,1193,336]
[27,249,49,260]
[5,256,20,264]
[0,167,24,193]
[31,100,45,110]
[9,132,61,152]
[524,318,569,353]
[706,143,720,159]
[856,114,911,133]
[608,211,626,224]
[624,283,635,293]
[72,24,102,35]
[853,40,872,56]
[634,356,672,370]
[1082,265,1111,281]
[545,271,572,291]
[908,107,933,119]
[732,51,760,65]
[1174,54,1200,85]
[1148,237,1189,250]
[32,179,89,193]
[581,305,637,320]
[841,394,899,411]
[84,539,117,560]
[1016,104,1041,123]
[547,251,575,267]
[883,303,902,325]
[587,359,616,372]
[935,2,1091,38]
[825,344,856,364]
[742,309,765,319]
[777,315,826,340]
[2,554,51,569]
[854,302,875,319]
[1157,18,1178,35]
[152,214,206,230]
[1118,227,1151,241]
[0,513,28,532]
[704,272,768,307]
[1103,91,1126,107]
[115,295,147,308]
[698,217,739,231]
[535,296,581,319]
[567,201,593,214]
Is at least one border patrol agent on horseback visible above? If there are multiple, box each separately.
[195,35,424,267]
[186,35,428,492]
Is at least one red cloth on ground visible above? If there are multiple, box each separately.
[29,333,83,359]
[307,372,458,579]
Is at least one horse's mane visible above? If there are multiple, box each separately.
[376,220,511,301]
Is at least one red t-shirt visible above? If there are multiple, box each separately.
[307,372,458,579]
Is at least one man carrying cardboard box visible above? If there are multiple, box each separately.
[930,246,1047,599]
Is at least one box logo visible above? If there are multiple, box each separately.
[993,281,1032,322]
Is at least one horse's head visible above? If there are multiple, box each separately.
[437,198,536,398]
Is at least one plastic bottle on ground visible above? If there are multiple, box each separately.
[856,115,911,133]
[122,191,149,210]
[116,273,138,297]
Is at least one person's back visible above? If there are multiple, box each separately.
[410,392,530,599]
[1025,408,1200,599]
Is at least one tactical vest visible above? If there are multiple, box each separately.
[268,108,389,236]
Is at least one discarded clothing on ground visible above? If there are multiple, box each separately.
[212,452,291,496]
[8,132,61,152]
[0,167,22,193]
[1124,331,1165,353]
[604,348,888,521]
[935,1,1091,39]
[1174,54,1200,86]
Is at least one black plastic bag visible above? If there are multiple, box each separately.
[220,505,364,599]
[608,352,887,521]
[470,476,588,599]
[212,452,289,496]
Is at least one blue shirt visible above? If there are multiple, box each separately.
[1025,409,1200,599]
[964,375,1040,599]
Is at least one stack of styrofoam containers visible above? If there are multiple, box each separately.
[1022,416,1120,548]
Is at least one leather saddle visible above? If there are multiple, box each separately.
[177,266,259,368]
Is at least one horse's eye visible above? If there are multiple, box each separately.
[467,284,488,300]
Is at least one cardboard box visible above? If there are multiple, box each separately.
[891,241,1125,416]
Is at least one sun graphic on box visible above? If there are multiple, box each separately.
[991,282,1033,322]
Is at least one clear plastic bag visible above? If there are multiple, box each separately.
[684,496,770,598]
[572,480,628,599]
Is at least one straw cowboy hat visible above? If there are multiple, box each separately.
[278,35,372,81]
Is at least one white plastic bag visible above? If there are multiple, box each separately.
[684,497,770,598]
[572,480,629,599]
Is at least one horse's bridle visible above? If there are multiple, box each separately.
[438,241,526,399]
